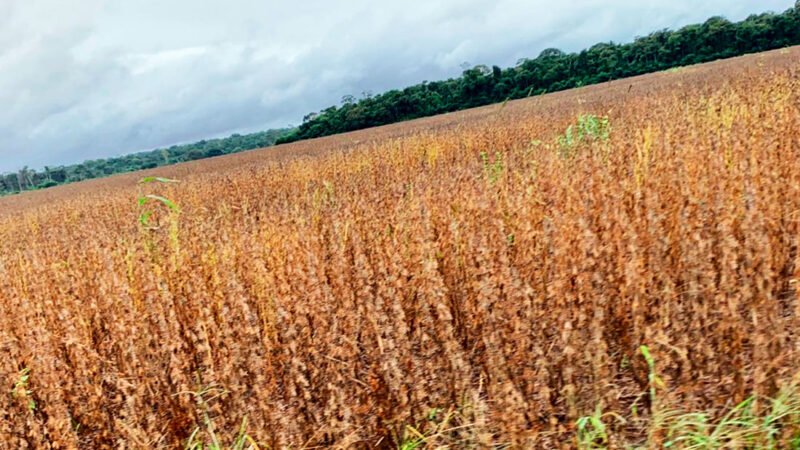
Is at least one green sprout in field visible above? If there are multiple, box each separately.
[480,151,504,184]
[576,345,800,449]
[556,114,611,159]
[137,176,182,270]
[576,405,624,450]
[137,176,180,229]
[11,367,36,413]
[179,382,260,450]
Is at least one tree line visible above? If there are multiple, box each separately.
[1,129,291,196]
[4,4,798,196]
[277,4,800,144]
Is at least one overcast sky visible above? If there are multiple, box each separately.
[0,0,793,172]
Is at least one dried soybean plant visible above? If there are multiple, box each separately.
[0,47,799,449]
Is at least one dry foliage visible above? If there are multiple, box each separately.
[1,47,800,449]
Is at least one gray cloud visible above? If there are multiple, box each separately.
[0,0,793,172]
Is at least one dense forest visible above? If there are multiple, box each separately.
[277,4,800,144]
[0,129,291,196]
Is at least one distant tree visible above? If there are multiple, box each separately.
[17,167,34,191]
[206,148,224,158]
[185,149,205,161]
[0,128,293,196]
[37,180,58,189]
[492,65,502,80]
[538,48,565,59]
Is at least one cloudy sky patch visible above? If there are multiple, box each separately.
[0,0,793,171]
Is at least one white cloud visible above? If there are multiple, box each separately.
[0,0,794,171]
[119,47,209,76]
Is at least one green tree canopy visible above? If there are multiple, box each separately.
[277,5,800,145]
